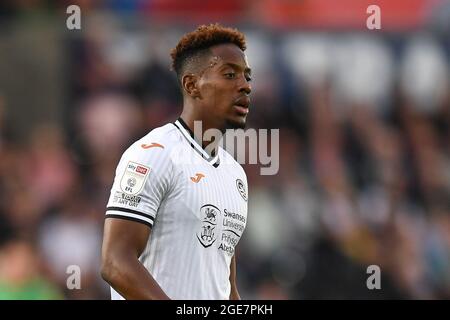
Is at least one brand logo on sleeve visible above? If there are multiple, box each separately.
[120,161,150,195]
[141,142,164,149]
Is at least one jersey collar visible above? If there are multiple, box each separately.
[173,117,220,168]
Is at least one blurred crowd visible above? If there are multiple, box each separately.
[0,1,450,299]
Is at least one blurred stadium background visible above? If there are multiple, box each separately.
[0,0,449,299]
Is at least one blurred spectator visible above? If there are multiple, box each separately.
[0,239,62,299]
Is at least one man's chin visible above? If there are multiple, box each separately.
[225,117,247,130]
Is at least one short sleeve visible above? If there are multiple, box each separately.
[106,141,174,228]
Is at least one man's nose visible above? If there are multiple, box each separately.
[239,78,251,95]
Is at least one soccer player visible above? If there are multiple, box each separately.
[101,23,252,300]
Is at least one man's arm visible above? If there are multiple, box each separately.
[101,218,170,300]
[229,254,241,300]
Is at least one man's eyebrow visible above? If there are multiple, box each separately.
[220,62,252,74]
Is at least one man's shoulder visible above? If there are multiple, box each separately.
[139,122,180,146]
[122,122,183,160]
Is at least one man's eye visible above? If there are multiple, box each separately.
[225,73,236,78]
[245,75,252,82]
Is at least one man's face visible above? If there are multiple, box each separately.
[196,43,252,130]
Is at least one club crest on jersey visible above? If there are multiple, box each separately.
[236,179,247,202]
[120,161,150,195]
[196,204,221,248]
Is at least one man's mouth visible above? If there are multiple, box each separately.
[233,96,250,115]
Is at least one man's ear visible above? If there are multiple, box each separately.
[182,74,201,99]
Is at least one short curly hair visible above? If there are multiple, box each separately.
[170,23,247,83]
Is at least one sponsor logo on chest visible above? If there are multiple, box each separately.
[196,203,247,256]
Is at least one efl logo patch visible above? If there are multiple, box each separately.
[120,161,150,195]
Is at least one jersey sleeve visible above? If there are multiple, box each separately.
[105,141,174,228]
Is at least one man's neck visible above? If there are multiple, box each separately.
[178,112,222,157]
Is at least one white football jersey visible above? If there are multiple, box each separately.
[106,118,249,300]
